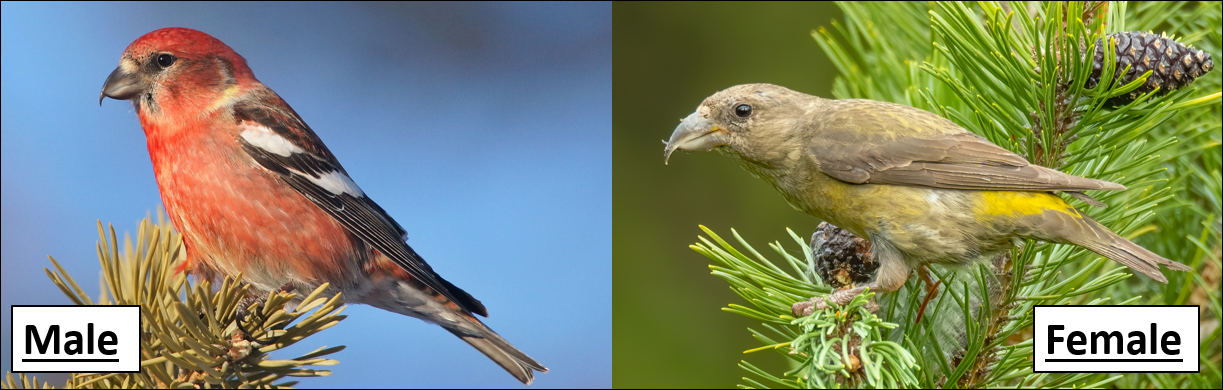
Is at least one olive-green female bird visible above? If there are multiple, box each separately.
[665,83,1190,310]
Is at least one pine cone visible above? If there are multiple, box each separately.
[1087,31,1215,105]
[810,222,877,289]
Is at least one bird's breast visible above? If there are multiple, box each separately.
[146,129,364,294]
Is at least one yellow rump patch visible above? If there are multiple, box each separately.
[975,191,1080,219]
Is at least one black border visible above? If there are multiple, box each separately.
[1032,304,1201,373]
[10,305,142,373]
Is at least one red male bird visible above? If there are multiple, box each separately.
[100,27,546,384]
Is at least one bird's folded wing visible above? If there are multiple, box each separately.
[812,130,1124,192]
[234,101,487,316]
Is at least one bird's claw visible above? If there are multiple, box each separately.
[235,283,296,338]
[792,299,817,317]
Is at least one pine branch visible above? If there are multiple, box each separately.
[3,216,346,389]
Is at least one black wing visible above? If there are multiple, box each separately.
[234,101,487,316]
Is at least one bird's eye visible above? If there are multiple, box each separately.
[157,53,176,68]
[734,104,752,118]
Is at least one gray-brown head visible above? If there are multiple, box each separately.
[664,84,819,168]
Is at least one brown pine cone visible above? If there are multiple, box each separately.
[1087,31,1215,106]
[810,222,877,290]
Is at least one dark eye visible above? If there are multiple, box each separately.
[734,104,752,118]
[157,53,176,68]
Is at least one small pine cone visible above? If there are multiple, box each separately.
[1086,31,1215,105]
[810,222,877,289]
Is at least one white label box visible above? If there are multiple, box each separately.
[11,305,140,373]
[1034,305,1199,373]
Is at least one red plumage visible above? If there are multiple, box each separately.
[101,27,545,384]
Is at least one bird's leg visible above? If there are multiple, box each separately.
[914,265,942,323]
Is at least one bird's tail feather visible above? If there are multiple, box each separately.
[1065,216,1192,283]
[448,316,547,385]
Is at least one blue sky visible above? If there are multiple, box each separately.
[1,2,610,388]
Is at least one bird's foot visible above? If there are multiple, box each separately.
[235,283,296,337]
[791,286,879,317]
[234,295,262,337]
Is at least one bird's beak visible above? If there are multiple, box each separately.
[664,112,727,164]
[99,65,141,106]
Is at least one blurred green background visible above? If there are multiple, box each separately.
[612,2,842,388]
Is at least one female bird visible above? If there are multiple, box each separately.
[666,83,1191,312]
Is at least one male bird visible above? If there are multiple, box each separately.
[100,27,546,384]
[665,83,1191,310]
